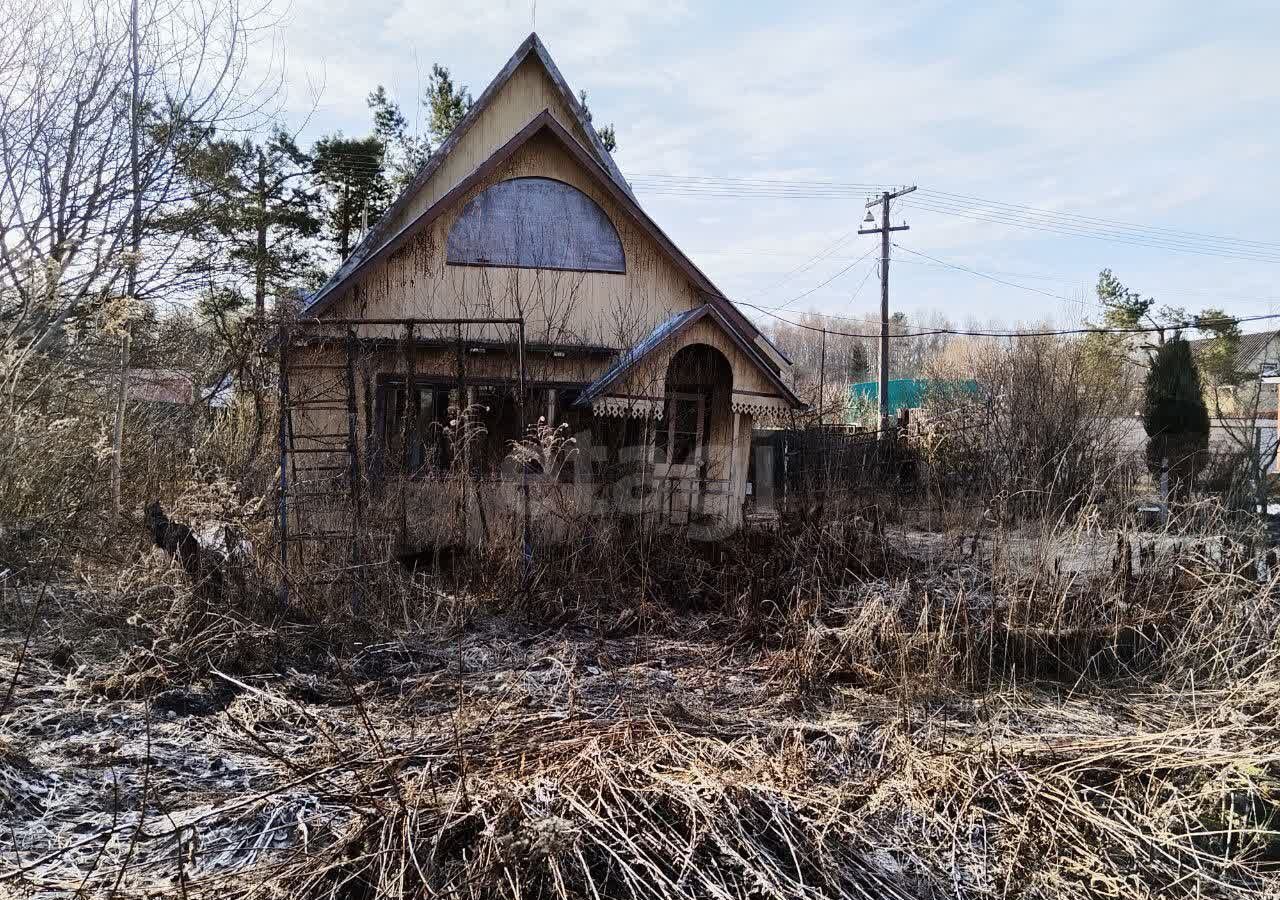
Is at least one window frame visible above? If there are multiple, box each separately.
[374,375,454,478]
[374,376,587,480]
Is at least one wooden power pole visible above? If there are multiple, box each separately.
[859,186,915,434]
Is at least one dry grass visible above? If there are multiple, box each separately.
[2,512,1280,899]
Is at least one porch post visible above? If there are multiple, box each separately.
[730,410,742,526]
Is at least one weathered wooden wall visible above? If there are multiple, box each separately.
[373,58,605,246]
[327,132,702,350]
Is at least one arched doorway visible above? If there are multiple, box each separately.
[653,343,733,524]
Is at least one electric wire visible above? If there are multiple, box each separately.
[754,244,878,306]
[738,302,1280,341]
[623,174,1280,263]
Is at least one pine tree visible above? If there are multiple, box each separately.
[1192,306,1243,388]
[311,134,390,259]
[368,85,429,191]
[1143,336,1210,496]
[179,128,321,317]
[423,64,472,145]
[577,89,618,152]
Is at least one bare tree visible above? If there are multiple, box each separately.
[766,310,954,423]
[0,0,280,398]
[0,0,281,524]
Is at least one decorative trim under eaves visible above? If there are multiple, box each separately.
[592,396,663,419]
[732,394,792,424]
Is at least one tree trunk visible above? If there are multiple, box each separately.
[255,150,268,317]
[111,333,131,525]
[114,0,141,527]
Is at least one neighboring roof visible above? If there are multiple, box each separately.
[127,369,194,405]
[304,32,630,315]
[849,378,978,416]
[299,33,783,371]
[574,304,805,410]
[1190,329,1280,373]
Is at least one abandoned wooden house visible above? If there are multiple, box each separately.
[281,33,804,557]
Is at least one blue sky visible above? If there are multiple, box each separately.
[273,0,1280,332]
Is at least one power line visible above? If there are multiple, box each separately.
[901,198,1280,264]
[904,197,1280,262]
[632,173,1280,253]
[747,232,864,300]
[848,261,877,304]
[921,187,1280,253]
[626,174,1280,264]
[739,303,1280,341]
[696,246,1280,306]
[891,242,1077,303]
[638,183,1280,262]
[755,244,879,307]
[756,248,878,310]
[640,188,1280,262]
[628,173,891,189]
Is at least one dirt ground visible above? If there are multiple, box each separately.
[0,613,1041,895]
[1,613,900,895]
[2,527,1277,898]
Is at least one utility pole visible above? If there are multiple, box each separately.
[817,325,826,427]
[859,186,915,434]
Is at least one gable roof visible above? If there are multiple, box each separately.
[299,32,788,370]
[304,32,630,315]
[300,110,741,328]
[574,303,806,410]
[1191,329,1280,373]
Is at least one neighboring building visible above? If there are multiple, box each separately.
[285,33,805,545]
[1191,329,1280,381]
[1191,328,1280,419]
[1187,329,1280,472]
[126,369,195,405]
[847,378,979,421]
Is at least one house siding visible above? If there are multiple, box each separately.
[374,58,603,244]
[326,132,702,351]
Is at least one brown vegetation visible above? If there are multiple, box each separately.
[5,317,1280,898]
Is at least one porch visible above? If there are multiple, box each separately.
[277,312,801,572]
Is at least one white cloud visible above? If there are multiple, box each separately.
[270,0,1280,324]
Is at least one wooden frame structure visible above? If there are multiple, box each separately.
[276,316,526,607]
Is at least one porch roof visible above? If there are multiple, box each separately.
[573,303,806,412]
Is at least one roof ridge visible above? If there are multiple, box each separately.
[305,33,631,311]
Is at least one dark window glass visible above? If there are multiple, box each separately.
[670,397,698,465]
[656,394,702,465]
[378,380,451,476]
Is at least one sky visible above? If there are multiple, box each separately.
[267,0,1280,334]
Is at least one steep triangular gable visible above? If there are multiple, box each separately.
[304,111,720,319]
[305,33,627,314]
[301,33,790,373]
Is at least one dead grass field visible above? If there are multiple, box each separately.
[3,522,1280,899]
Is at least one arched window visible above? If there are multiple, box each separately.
[446,177,625,273]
